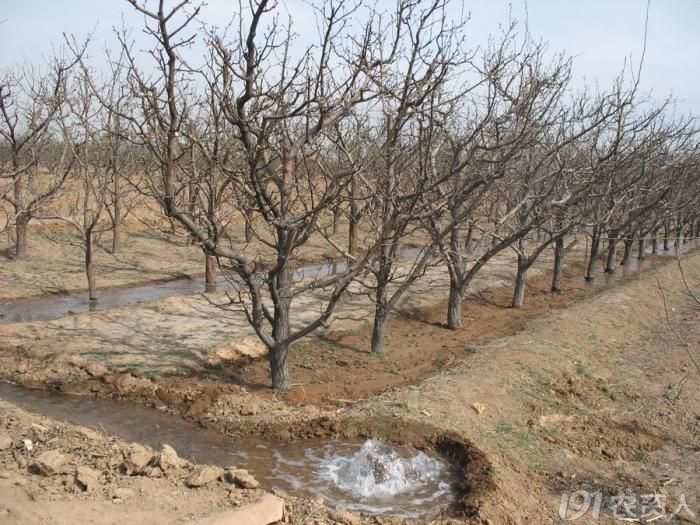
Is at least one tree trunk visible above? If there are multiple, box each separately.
[651,232,659,254]
[370,266,392,355]
[675,219,683,247]
[112,173,122,254]
[348,208,358,257]
[111,224,122,254]
[370,240,392,355]
[464,223,475,253]
[371,298,389,355]
[331,206,341,235]
[86,233,97,303]
[447,275,465,329]
[585,227,601,281]
[14,214,29,260]
[205,255,217,293]
[347,176,359,256]
[620,238,634,266]
[269,343,290,391]
[512,254,528,308]
[270,266,292,390]
[184,183,198,247]
[637,237,646,260]
[604,236,617,273]
[551,237,565,293]
[663,222,670,251]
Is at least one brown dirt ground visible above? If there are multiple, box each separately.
[0,397,268,525]
[0,241,564,382]
[0,250,698,524]
[229,263,601,405]
[344,252,700,524]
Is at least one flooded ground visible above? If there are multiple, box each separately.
[2,240,694,325]
[571,240,697,287]
[0,252,423,325]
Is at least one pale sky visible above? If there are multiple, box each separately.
[1,1,698,114]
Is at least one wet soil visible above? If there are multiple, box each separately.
[221,260,660,406]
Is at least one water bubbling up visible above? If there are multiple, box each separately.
[321,439,447,499]
[301,439,456,516]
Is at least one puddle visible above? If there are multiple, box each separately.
[0,251,423,324]
[0,382,458,517]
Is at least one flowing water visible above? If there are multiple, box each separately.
[0,382,458,517]
[0,251,433,324]
[1,241,693,324]
[0,259,353,324]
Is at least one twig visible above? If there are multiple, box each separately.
[665,375,688,405]
[676,252,700,306]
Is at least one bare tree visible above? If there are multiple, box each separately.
[42,68,111,302]
[0,50,82,259]
[102,48,139,255]
[355,0,479,353]
[432,38,614,316]
[120,0,404,389]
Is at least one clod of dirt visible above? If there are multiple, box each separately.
[326,507,360,525]
[156,444,186,475]
[74,466,100,492]
[121,443,153,475]
[143,465,164,478]
[76,427,102,441]
[186,465,224,487]
[224,468,259,489]
[84,363,109,379]
[30,450,67,476]
[112,487,135,501]
[185,397,213,418]
[114,373,153,395]
[197,494,284,525]
[0,435,12,450]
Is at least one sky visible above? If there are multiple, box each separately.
[0,0,698,115]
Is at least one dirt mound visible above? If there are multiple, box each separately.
[0,399,266,524]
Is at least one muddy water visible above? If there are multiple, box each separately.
[0,252,426,324]
[0,241,694,324]
[0,382,457,517]
[0,260,348,324]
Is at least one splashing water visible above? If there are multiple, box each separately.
[314,439,454,514]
